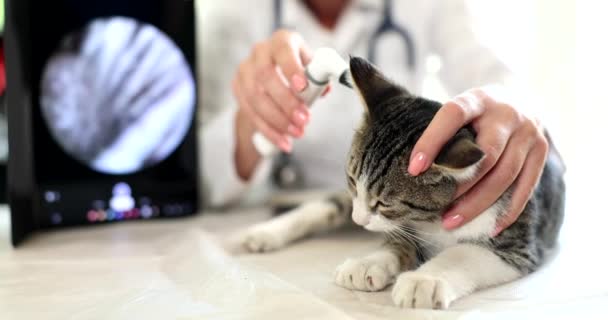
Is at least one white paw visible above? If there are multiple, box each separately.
[334,258,397,292]
[392,272,455,309]
[239,225,287,253]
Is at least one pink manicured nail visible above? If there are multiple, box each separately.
[293,109,309,126]
[491,226,502,237]
[292,74,307,92]
[408,152,428,176]
[442,214,464,230]
[278,137,292,153]
[287,125,302,137]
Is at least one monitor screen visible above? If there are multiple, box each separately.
[0,0,4,34]
[40,17,195,175]
[5,0,199,245]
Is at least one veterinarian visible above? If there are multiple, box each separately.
[199,0,548,235]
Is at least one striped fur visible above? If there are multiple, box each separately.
[238,57,565,309]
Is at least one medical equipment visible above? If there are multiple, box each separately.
[272,0,416,69]
[368,0,416,69]
[252,47,350,157]
[5,0,199,246]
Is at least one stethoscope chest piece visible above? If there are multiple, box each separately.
[272,153,304,190]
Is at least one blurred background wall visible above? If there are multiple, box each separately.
[423,0,575,167]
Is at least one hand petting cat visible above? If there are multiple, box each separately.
[408,88,549,236]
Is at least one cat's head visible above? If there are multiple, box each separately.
[346,57,484,232]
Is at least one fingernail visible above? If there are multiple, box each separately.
[299,104,310,116]
[292,74,307,92]
[442,214,464,230]
[278,137,292,153]
[287,124,303,137]
[491,226,502,237]
[408,152,428,176]
[293,109,309,126]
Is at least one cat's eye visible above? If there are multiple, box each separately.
[378,209,399,218]
[346,175,357,196]
[347,175,356,188]
[399,199,434,212]
[371,200,388,211]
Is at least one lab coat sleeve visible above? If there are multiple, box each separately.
[200,107,273,208]
[429,0,512,96]
[196,1,274,208]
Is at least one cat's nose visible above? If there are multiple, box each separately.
[352,209,371,226]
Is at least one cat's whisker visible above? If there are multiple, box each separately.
[387,229,407,246]
[388,229,425,252]
[400,225,435,237]
[395,231,427,250]
[400,224,439,239]
[396,227,431,243]
[390,235,420,254]
[394,227,438,249]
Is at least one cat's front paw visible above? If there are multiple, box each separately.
[334,258,396,292]
[239,224,288,253]
[392,272,456,309]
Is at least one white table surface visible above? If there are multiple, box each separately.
[0,178,606,320]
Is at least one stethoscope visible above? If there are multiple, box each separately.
[270,0,416,189]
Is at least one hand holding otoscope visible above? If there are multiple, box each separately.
[252,47,351,157]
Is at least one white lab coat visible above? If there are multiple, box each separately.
[198,0,510,207]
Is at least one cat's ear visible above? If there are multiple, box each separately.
[349,56,410,117]
[431,136,485,182]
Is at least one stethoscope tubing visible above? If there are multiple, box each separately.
[269,0,416,188]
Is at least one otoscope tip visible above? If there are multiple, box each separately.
[339,71,353,89]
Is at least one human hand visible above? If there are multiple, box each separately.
[408,88,549,236]
[232,29,321,153]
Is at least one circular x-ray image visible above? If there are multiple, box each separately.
[40,17,195,175]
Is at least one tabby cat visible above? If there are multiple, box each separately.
[239,57,565,309]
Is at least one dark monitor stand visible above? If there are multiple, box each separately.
[5,0,200,246]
